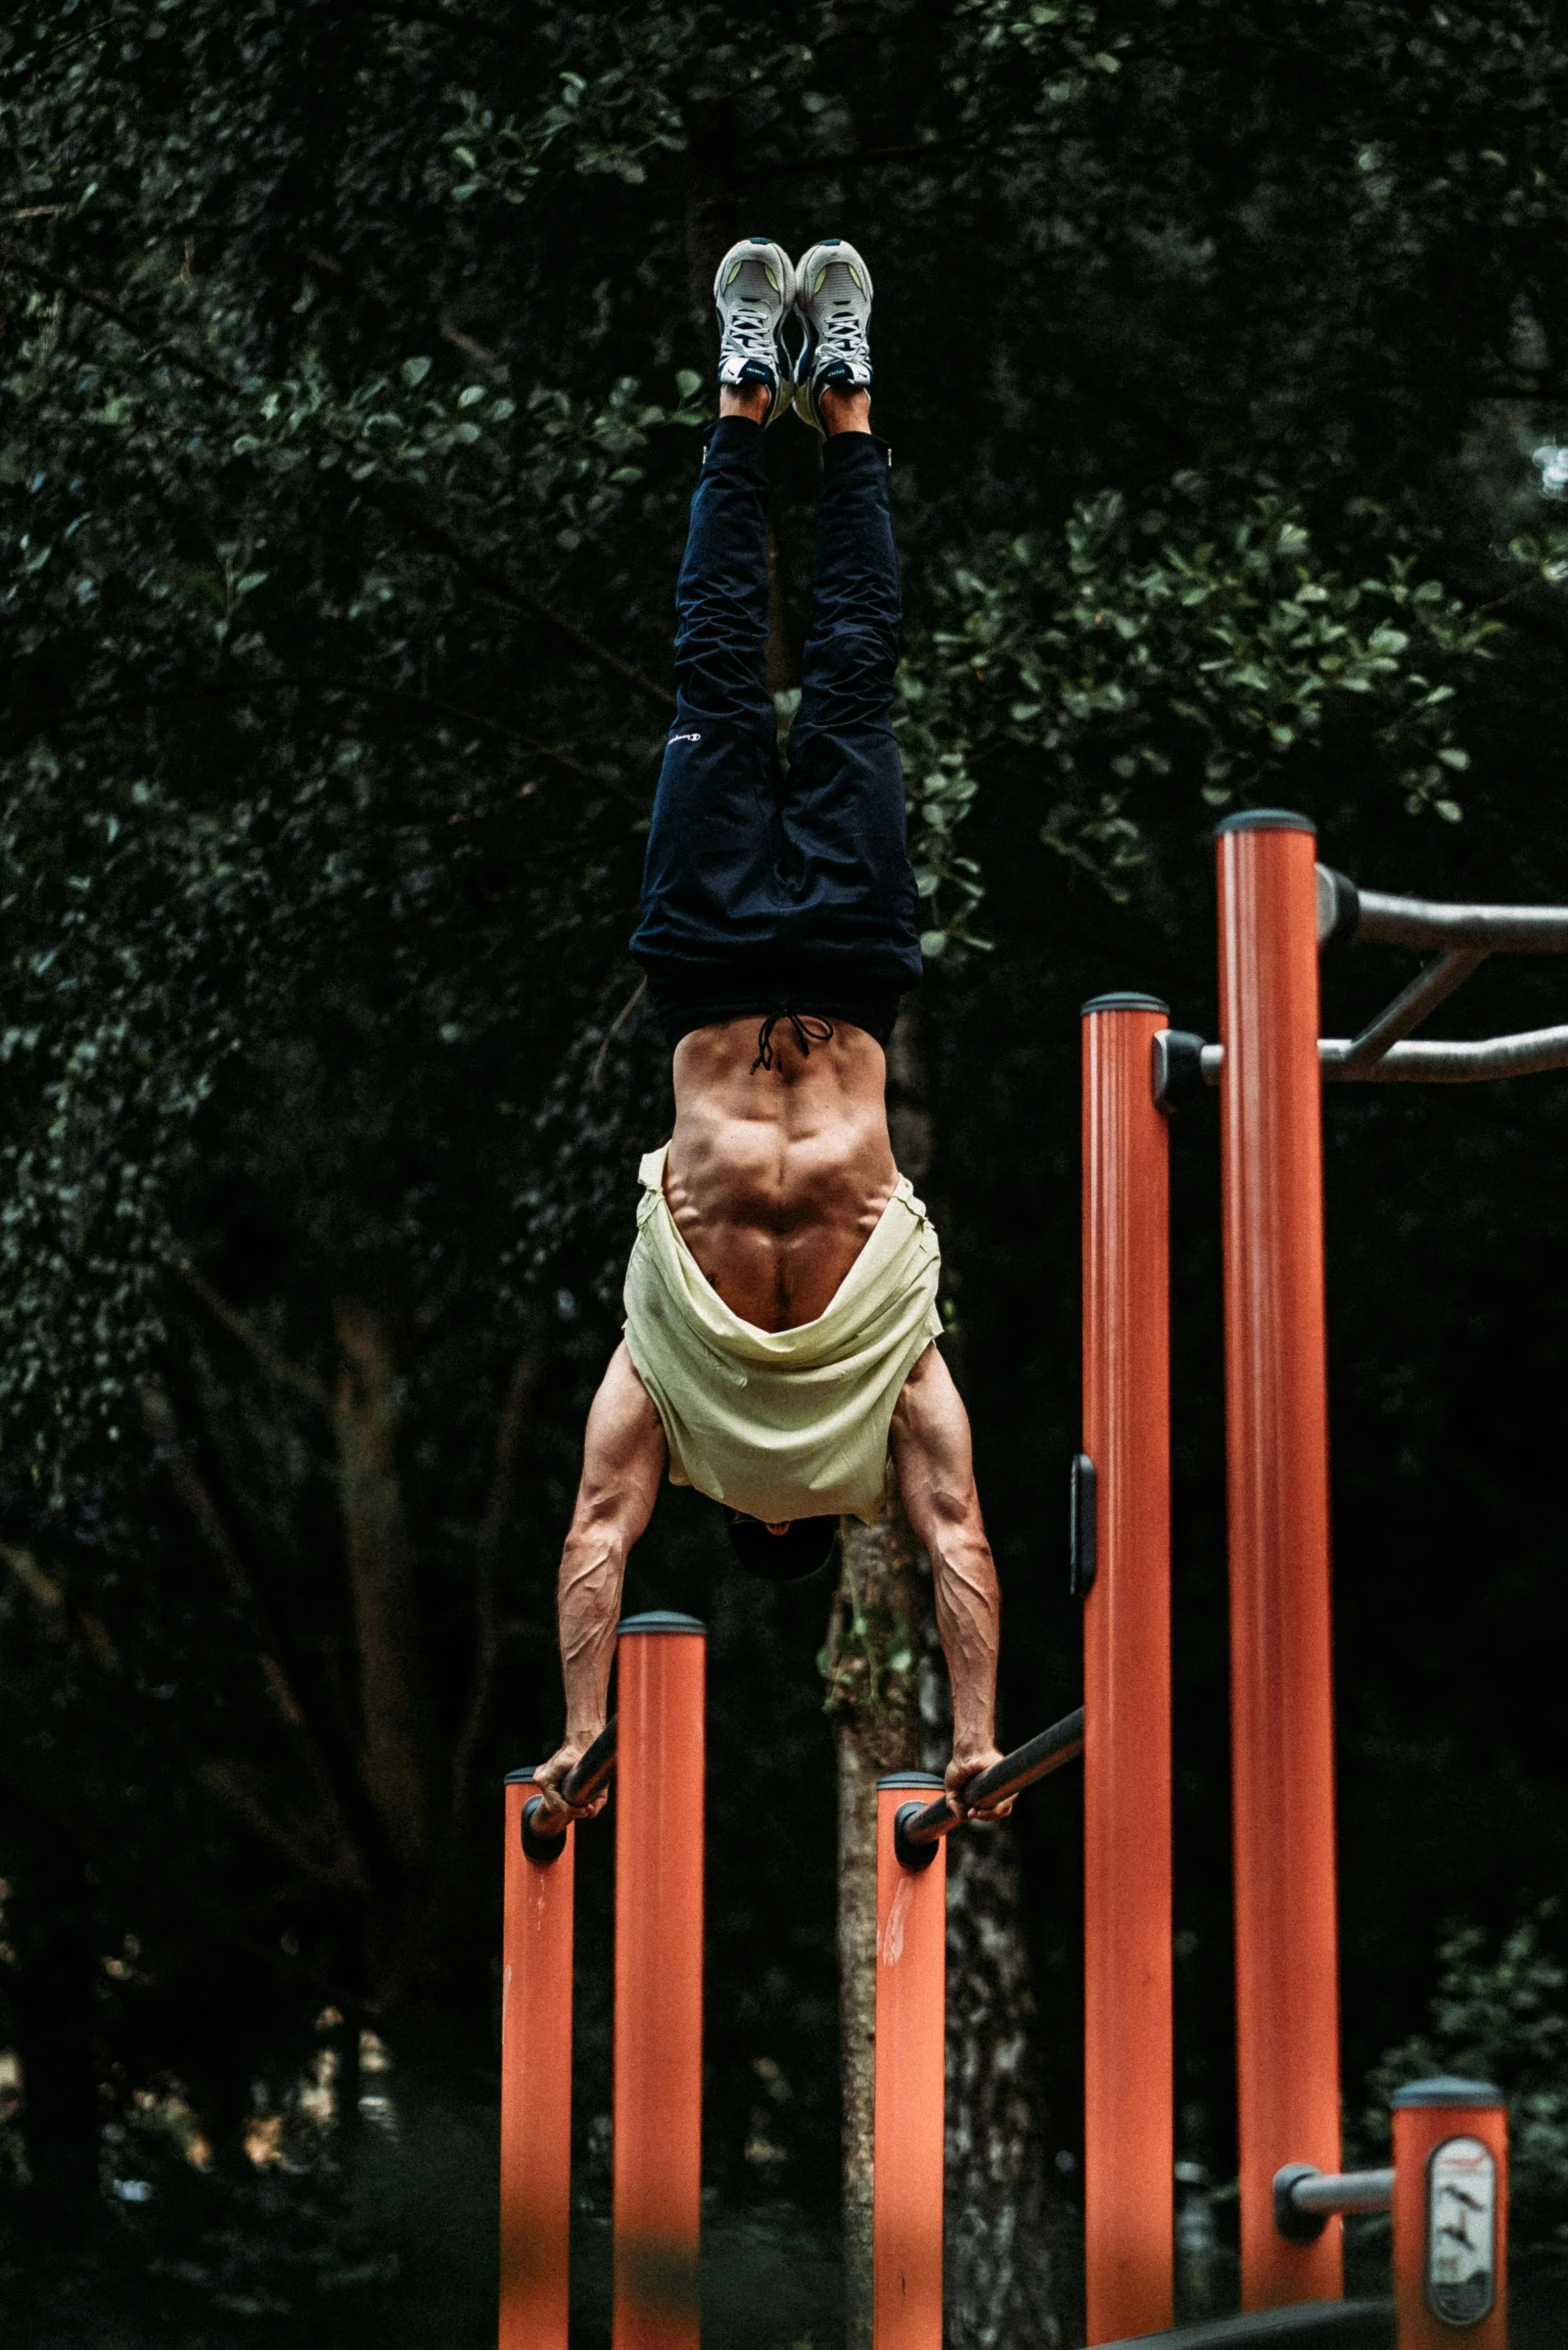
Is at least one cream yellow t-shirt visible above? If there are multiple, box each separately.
[623,1144,943,1526]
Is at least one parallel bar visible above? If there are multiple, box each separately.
[499,1769,575,2350]
[873,1773,947,2350]
[613,1615,705,2350]
[1082,990,1174,2345]
[523,1715,619,1856]
[895,1706,1085,1850]
[1215,814,1343,2311]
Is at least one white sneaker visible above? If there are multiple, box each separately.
[792,238,873,431]
[713,236,797,424]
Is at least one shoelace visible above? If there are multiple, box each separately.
[812,279,871,374]
[750,1009,835,1073]
[720,271,780,367]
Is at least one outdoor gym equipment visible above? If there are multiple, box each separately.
[1072,811,1545,2343]
[498,1617,1084,2350]
[501,1611,705,2350]
[499,811,1544,2348]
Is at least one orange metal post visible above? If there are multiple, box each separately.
[613,1612,706,2350]
[872,1773,948,2350]
[499,1768,575,2350]
[1215,811,1343,2308]
[1392,2080,1508,2350]
[1080,994,1174,2343]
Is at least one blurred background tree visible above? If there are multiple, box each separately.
[3,1,1568,2342]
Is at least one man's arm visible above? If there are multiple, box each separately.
[533,1342,667,1821]
[888,1342,1012,1820]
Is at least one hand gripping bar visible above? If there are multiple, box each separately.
[520,1715,619,1865]
[893,1705,1086,1871]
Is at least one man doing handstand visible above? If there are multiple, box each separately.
[535,237,1010,1827]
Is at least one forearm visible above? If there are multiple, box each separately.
[557,1524,628,1741]
[930,1533,1000,1757]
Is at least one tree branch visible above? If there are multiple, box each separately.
[748,109,1024,187]
[442,1341,546,1857]
[198,1759,366,1893]
[0,1542,121,1672]
[358,0,518,41]
[356,479,676,712]
[302,245,499,368]
[75,667,644,803]
[175,1260,332,1408]
[1469,585,1568,656]
[140,1375,395,1899]
[2,244,677,715]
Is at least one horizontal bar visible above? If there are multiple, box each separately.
[1274,2160,1393,2245]
[1353,883,1568,952]
[897,1706,1085,1852]
[525,1715,619,1847]
[1092,2301,1393,2350]
[1197,1030,1568,1084]
[1289,2166,1395,2217]
[1324,1025,1568,1080]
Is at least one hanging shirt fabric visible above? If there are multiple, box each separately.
[623,1143,943,1526]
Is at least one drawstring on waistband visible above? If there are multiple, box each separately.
[751,1009,836,1074]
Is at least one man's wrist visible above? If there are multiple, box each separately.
[952,1724,998,1763]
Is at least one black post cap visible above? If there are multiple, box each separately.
[1081,991,1169,1017]
[1214,808,1316,835]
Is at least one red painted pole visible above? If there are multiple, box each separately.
[1215,811,1342,2309]
[1081,993,1174,2343]
[499,1769,575,2350]
[872,1773,948,2350]
[1392,2080,1508,2350]
[613,1612,706,2350]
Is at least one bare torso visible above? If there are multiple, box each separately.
[664,1016,899,1331]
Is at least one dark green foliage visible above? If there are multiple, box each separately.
[1366,1908,1568,2255]
[3,0,1568,2333]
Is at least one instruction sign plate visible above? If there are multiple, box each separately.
[1426,2134,1496,2326]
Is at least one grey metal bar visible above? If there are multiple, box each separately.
[1199,1030,1568,1084]
[1288,2167,1395,2217]
[1332,947,1488,1076]
[896,1705,1085,1855]
[1092,2301,1393,2350]
[1274,2160,1394,2245]
[1323,1025,1568,1081]
[1352,884,1568,952]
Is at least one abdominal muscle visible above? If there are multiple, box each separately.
[664,1016,900,1333]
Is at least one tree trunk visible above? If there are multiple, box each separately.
[680,97,735,358]
[823,1480,927,2350]
[334,1303,438,1885]
[823,1000,1061,2350]
[11,1923,100,2239]
[924,1635,1063,2350]
[942,1829,1063,2348]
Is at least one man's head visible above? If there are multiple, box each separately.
[724,1509,837,1581]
